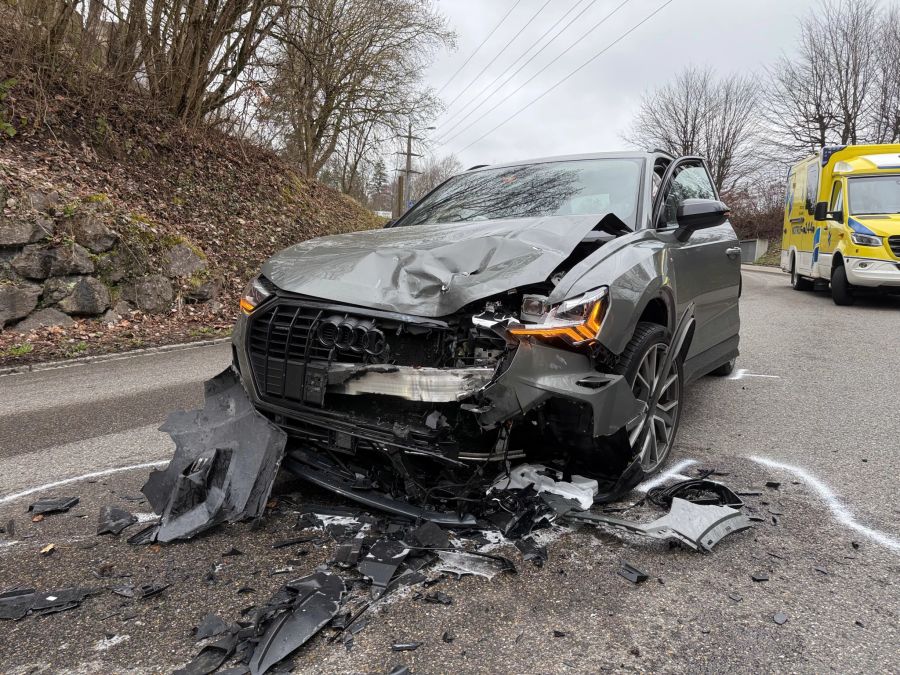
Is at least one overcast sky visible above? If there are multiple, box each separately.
[417,0,824,168]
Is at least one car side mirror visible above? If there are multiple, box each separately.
[814,201,828,221]
[674,199,730,241]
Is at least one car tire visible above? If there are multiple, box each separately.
[709,358,736,377]
[831,264,855,305]
[791,257,813,291]
[612,321,683,475]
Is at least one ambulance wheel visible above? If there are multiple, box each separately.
[791,258,813,291]
[831,265,855,306]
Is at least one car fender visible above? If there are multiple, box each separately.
[549,230,674,355]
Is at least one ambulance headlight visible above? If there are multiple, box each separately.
[850,232,882,247]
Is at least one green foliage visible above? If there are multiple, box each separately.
[3,343,33,357]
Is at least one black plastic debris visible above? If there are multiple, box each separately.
[646,479,743,509]
[31,587,100,616]
[773,612,789,625]
[765,481,781,489]
[388,666,410,675]
[814,566,828,575]
[410,521,450,549]
[141,368,287,543]
[359,539,410,599]
[515,536,548,567]
[272,536,316,549]
[423,591,452,605]
[553,629,567,638]
[442,631,455,643]
[194,613,230,641]
[391,641,423,652]
[176,633,238,675]
[97,506,138,535]
[332,533,366,568]
[112,582,170,599]
[248,571,345,675]
[223,546,244,557]
[751,572,769,582]
[0,588,36,620]
[28,496,79,515]
[617,563,649,584]
[126,523,159,545]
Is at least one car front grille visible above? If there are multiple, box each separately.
[888,235,900,258]
[246,300,452,406]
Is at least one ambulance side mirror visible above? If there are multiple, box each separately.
[814,201,844,223]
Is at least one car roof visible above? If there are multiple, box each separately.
[465,150,665,173]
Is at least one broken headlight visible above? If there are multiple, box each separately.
[509,287,608,345]
[240,275,274,314]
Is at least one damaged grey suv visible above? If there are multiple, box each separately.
[231,151,741,523]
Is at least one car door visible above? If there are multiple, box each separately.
[652,158,741,367]
[816,178,844,276]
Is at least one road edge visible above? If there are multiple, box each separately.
[742,264,784,276]
[0,337,232,378]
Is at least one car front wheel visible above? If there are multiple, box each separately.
[614,322,683,474]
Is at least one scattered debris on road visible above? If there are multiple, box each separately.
[28,496,79,515]
[97,506,138,535]
[617,562,649,584]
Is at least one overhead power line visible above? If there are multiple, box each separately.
[455,0,675,155]
[436,0,633,148]
[437,0,598,133]
[436,0,525,95]
[440,0,554,112]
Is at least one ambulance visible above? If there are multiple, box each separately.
[780,144,900,305]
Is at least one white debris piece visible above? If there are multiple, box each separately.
[490,464,597,511]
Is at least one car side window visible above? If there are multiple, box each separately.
[830,181,843,212]
[805,162,820,214]
[661,162,716,226]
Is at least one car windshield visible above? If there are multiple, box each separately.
[848,175,900,215]
[398,158,644,228]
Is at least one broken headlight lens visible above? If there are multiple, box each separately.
[849,232,882,247]
[509,287,608,345]
[240,275,274,314]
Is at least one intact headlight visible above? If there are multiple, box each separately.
[850,232,883,247]
[509,287,608,345]
[240,275,274,314]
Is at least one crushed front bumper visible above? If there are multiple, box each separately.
[232,310,643,456]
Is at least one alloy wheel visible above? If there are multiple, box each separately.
[626,342,681,473]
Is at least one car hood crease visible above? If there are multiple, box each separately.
[261,214,608,316]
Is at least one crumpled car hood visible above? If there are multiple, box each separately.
[262,214,605,316]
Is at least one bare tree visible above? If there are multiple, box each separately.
[625,67,759,191]
[763,0,880,155]
[3,0,283,126]
[869,4,900,143]
[261,0,453,177]
[409,153,462,201]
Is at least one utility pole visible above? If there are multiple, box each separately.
[393,122,435,217]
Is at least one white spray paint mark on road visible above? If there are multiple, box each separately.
[750,455,900,555]
[634,459,698,493]
[0,461,168,506]
[728,368,781,381]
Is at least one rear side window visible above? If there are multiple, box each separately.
[662,163,716,226]
[805,162,820,213]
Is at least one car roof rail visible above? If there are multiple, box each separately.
[466,164,489,171]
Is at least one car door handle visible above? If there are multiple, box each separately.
[726,247,741,258]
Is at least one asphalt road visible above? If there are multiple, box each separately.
[0,268,898,674]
